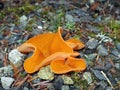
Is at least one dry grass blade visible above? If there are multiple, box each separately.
[101,71,113,88]
[14,74,30,87]
[3,52,8,66]
[10,61,20,78]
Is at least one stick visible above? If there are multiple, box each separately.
[101,71,113,88]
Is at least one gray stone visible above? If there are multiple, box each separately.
[86,25,100,33]
[111,48,120,57]
[87,53,97,61]
[83,72,93,84]
[47,83,55,90]
[115,63,120,70]
[61,85,70,90]
[0,65,13,77]
[86,38,98,49]
[23,87,29,90]
[19,15,28,28]
[53,76,64,90]
[96,81,108,89]
[106,86,113,90]
[0,33,3,40]
[116,43,120,52]
[91,69,106,80]
[62,75,74,85]
[1,77,14,89]
[65,14,74,23]
[38,65,54,80]
[97,45,108,56]
[8,49,25,67]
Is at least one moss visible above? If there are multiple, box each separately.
[65,22,75,30]
[71,72,88,89]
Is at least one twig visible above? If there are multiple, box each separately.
[33,81,50,87]
[28,75,39,82]
[101,71,113,88]
[95,54,103,66]
[15,74,30,87]
[3,52,8,66]
[10,61,20,78]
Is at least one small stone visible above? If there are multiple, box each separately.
[0,33,3,40]
[23,87,29,90]
[8,49,25,67]
[115,63,120,70]
[37,25,43,30]
[1,77,14,89]
[111,48,120,57]
[19,15,28,28]
[38,65,54,80]
[0,65,13,77]
[96,81,108,90]
[105,86,113,90]
[65,14,74,23]
[61,85,70,90]
[47,83,55,90]
[83,72,93,84]
[104,60,112,70]
[53,76,64,90]
[62,75,74,85]
[91,69,106,80]
[86,38,98,49]
[116,43,120,52]
[86,25,100,33]
[87,53,97,61]
[97,45,108,56]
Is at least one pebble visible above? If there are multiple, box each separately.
[0,65,13,77]
[86,38,98,49]
[97,45,108,56]
[87,53,97,61]
[9,34,21,43]
[111,48,120,57]
[47,83,55,90]
[61,85,70,90]
[116,43,120,52]
[104,60,112,70]
[38,65,54,80]
[62,75,74,85]
[19,15,28,28]
[86,24,100,33]
[105,86,113,90]
[91,69,106,80]
[96,81,108,90]
[83,72,93,84]
[65,14,74,23]
[115,63,120,70]
[0,33,3,40]
[37,25,43,30]
[8,49,26,67]
[53,76,64,90]
[1,77,14,89]
[23,87,29,90]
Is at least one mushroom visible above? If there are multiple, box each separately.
[50,56,86,74]
[18,27,86,74]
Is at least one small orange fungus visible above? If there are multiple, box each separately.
[18,27,86,74]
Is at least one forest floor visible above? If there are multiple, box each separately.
[0,0,120,90]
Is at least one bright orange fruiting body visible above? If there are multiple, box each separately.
[18,27,86,74]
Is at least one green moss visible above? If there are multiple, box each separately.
[71,72,88,89]
[0,2,40,20]
[65,22,75,30]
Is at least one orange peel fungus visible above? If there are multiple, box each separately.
[18,27,86,74]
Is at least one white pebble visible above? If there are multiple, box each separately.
[8,49,25,67]
[1,77,14,89]
[38,26,43,29]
